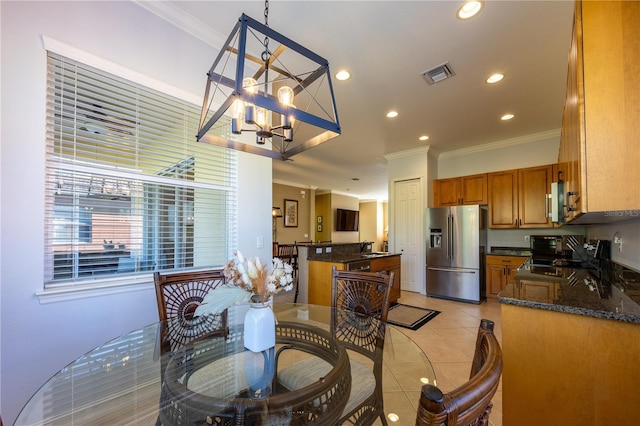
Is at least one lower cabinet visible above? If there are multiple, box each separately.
[517,280,561,304]
[307,256,401,306]
[307,261,344,306]
[501,303,640,425]
[485,255,526,298]
[370,255,401,305]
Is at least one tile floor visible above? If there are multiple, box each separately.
[395,291,503,426]
[276,288,503,425]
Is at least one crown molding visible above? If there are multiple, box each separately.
[133,0,227,48]
[384,145,431,161]
[435,129,561,159]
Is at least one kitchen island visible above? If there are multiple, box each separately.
[498,260,640,425]
[298,243,401,306]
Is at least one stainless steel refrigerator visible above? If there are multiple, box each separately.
[426,205,487,303]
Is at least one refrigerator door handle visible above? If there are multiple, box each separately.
[427,267,477,274]
[449,214,454,260]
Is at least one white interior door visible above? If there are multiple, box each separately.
[394,179,422,293]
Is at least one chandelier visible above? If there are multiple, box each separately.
[197,2,341,160]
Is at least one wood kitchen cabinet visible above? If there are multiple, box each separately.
[485,255,526,298]
[370,255,401,305]
[488,165,553,228]
[307,255,401,306]
[307,260,344,306]
[502,303,640,425]
[558,1,640,221]
[433,173,487,207]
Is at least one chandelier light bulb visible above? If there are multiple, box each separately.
[242,77,259,94]
[231,99,245,134]
[242,77,259,124]
[282,104,296,130]
[255,107,268,127]
[277,86,295,105]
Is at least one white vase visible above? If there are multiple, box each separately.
[243,299,275,352]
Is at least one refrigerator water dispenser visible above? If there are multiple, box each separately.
[430,229,442,248]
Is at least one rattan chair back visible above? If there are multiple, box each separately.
[330,266,393,425]
[154,269,228,352]
[415,319,502,426]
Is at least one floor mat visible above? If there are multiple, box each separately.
[387,304,440,330]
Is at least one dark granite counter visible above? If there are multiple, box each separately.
[304,242,400,264]
[308,252,401,264]
[489,246,531,257]
[498,260,640,324]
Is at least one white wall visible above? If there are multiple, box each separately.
[436,130,560,178]
[587,219,640,271]
[358,201,384,251]
[0,2,271,422]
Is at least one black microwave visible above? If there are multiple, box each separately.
[530,235,584,263]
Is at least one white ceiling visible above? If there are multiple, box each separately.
[137,0,575,201]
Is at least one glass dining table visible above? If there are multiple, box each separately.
[16,304,436,425]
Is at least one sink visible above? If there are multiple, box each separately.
[361,252,389,258]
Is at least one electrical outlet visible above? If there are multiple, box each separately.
[256,236,264,249]
[326,247,332,253]
[524,235,530,243]
[613,232,623,252]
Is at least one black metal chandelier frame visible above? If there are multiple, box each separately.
[197,13,341,160]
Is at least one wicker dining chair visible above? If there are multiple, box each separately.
[277,244,299,302]
[278,266,394,425]
[154,269,229,426]
[415,319,502,426]
[154,269,228,352]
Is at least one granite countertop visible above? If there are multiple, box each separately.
[308,252,401,263]
[488,246,531,256]
[498,260,640,324]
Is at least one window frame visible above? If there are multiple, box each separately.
[39,39,237,301]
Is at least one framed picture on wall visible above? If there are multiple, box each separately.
[284,199,298,227]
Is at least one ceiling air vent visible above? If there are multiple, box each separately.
[421,62,455,85]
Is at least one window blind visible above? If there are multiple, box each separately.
[45,52,237,287]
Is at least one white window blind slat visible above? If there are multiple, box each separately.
[45,52,237,287]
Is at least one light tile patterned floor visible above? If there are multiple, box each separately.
[274,288,504,426]
[394,291,503,426]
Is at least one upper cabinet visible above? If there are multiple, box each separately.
[433,173,487,207]
[488,165,554,229]
[559,0,640,221]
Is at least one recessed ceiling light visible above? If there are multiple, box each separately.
[386,111,399,118]
[419,135,429,141]
[486,73,504,84]
[458,1,483,19]
[501,113,515,121]
[387,413,400,422]
[335,70,351,81]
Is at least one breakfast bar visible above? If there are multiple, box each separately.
[296,243,402,306]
